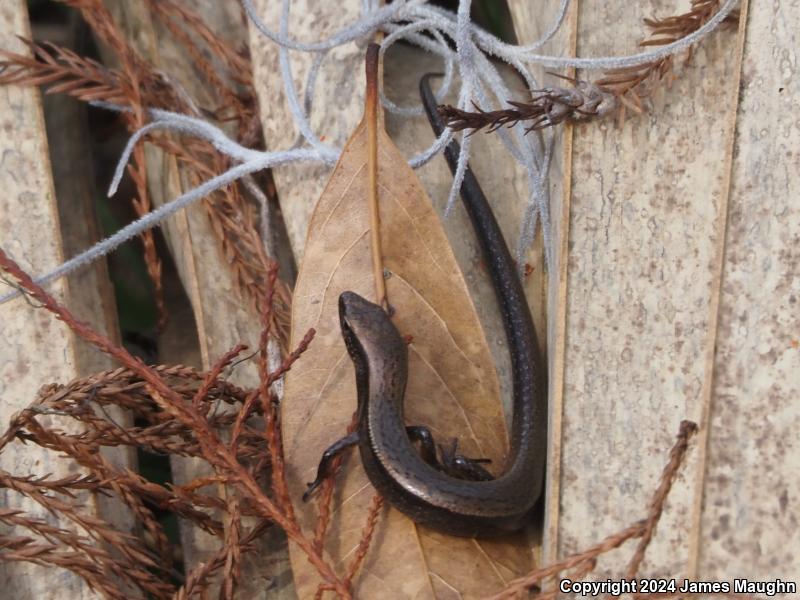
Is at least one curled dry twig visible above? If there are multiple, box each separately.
[490,421,699,600]
[441,0,739,133]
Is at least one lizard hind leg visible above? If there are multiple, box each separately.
[407,426,493,481]
[439,438,494,481]
[303,431,360,501]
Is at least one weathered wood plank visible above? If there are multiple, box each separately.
[558,0,745,576]
[247,0,366,261]
[507,0,578,566]
[697,0,800,582]
[0,2,119,597]
[101,2,294,596]
[42,58,122,373]
[36,18,136,535]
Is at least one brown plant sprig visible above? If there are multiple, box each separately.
[439,79,615,133]
[174,520,272,599]
[0,535,131,600]
[440,0,738,133]
[0,39,128,103]
[0,247,391,598]
[490,420,699,600]
[0,504,174,598]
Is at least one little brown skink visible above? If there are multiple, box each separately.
[305,75,547,537]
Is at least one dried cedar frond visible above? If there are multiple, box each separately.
[0,247,364,598]
[440,80,616,133]
[441,0,737,133]
[0,38,129,103]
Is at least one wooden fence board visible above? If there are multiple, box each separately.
[508,0,799,586]
[247,0,367,261]
[37,20,136,535]
[101,2,294,596]
[0,2,123,597]
[507,0,578,566]
[556,0,745,577]
[697,0,800,583]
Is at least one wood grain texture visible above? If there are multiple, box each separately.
[247,0,366,260]
[37,19,136,536]
[507,0,578,567]
[0,3,107,597]
[558,0,745,576]
[698,0,800,581]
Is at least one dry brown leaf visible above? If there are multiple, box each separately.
[282,52,534,598]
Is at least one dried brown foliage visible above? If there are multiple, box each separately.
[0,247,379,598]
[440,79,615,134]
[0,0,290,340]
[0,236,707,598]
[594,0,739,123]
[441,0,739,133]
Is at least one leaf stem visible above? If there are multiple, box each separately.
[365,42,387,311]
